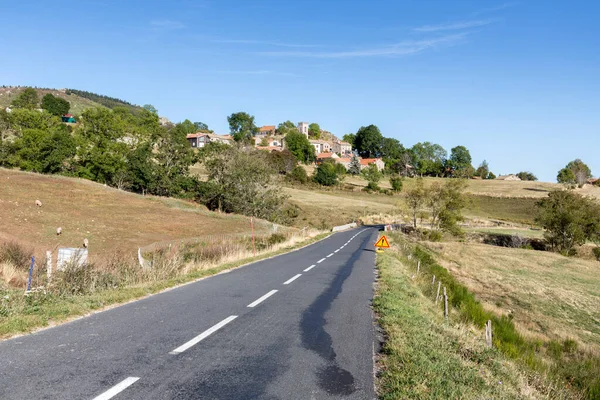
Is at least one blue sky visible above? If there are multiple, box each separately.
[1,0,598,182]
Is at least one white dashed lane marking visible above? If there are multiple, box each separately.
[317,258,326,263]
[304,264,316,272]
[92,377,140,400]
[283,274,302,285]
[247,290,278,308]
[169,316,238,354]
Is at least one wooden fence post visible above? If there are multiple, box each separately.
[431,275,436,286]
[46,251,52,283]
[435,281,441,304]
[416,260,420,276]
[443,287,448,319]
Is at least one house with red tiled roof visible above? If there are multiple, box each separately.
[316,152,339,163]
[258,125,276,136]
[359,158,385,171]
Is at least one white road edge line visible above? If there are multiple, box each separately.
[170,315,238,354]
[92,377,140,400]
[247,290,278,308]
[327,253,334,257]
[304,264,316,272]
[334,249,339,253]
[284,274,302,285]
[317,258,326,263]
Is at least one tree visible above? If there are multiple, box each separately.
[201,146,288,221]
[285,131,316,164]
[536,190,600,255]
[381,137,405,162]
[361,164,382,186]
[41,94,70,116]
[411,142,447,176]
[348,155,361,175]
[354,125,383,158]
[406,178,427,228]
[287,166,308,184]
[194,121,210,132]
[557,159,592,187]
[435,179,468,236]
[475,160,489,179]
[313,162,338,186]
[276,120,297,136]
[265,149,297,175]
[228,112,258,143]
[11,88,39,109]
[447,146,472,177]
[516,171,538,181]
[342,133,356,147]
[308,123,321,139]
[487,171,497,180]
[143,104,158,114]
[389,176,403,192]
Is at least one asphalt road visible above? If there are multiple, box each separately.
[0,227,380,400]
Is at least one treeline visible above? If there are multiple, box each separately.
[65,88,141,113]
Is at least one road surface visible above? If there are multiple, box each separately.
[0,227,379,399]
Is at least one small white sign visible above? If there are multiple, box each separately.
[57,248,88,270]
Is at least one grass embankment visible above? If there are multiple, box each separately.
[0,168,280,257]
[376,233,600,399]
[0,231,328,339]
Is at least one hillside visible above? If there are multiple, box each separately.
[0,168,280,260]
[0,86,143,115]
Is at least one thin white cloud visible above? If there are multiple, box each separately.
[150,20,186,30]
[211,39,319,48]
[473,2,516,16]
[257,33,468,59]
[217,70,299,77]
[413,20,492,32]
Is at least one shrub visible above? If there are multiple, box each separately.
[287,166,308,184]
[0,242,31,270]
[313,162,338,186]
[366,181,380,191]
[389,176,403,192]
[428,230,442,242]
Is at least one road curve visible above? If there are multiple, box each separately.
[0,227,379,399]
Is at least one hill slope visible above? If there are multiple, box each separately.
[0,169,279,259]
[0,86,143,115]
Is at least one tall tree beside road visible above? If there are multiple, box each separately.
[354,125,383,158]
[228,111,258,144]
[557,159,592,187]
[11,88,39,110]
[308,123,321,139]
[285,131,316,164]
[406,178,427,228]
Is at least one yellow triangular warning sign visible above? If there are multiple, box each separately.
[374,235,390,248]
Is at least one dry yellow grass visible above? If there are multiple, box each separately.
[0,169,280,259]
[422,241,600,350]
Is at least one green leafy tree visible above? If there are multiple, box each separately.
[41,94,70,116]
[411,142,447,176]
[265,149,297,175]
[201,146,288,221]
[228,111,258,143]
[536,190,600,255]
[313,162,338,186]
[475,160,489,179]
[381,137,405,164]
[354,125,383,158]
[194,121,210,132]
[342,133,356,147]
[447,145,473,177]
[287,165,308,184]
[427,179,468,236]
[143,104,158,114]
[557,159,592,187]
[285,131,316,164]
[176,119,198,135]
[308,123,321,139]
[487,171,497,180]
[406,178,427,228]
[348,155,361,175]
[389,176,403,192]
[276,120,297,136]
[333,161,347,181]
[361,164,382,185]
[11,88,39,109]
[516,171,537,181]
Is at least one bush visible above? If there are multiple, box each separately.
[593,247,600,261]
[366,181,380,191]
[287,166,308,184]
[389,176,403,192]
[313,162,338,186]
[0,242,31,270]
[428,230,443,242]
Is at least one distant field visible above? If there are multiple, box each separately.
[0,169,277,260]
[422,241,600,349]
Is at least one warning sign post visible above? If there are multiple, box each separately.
[374,235,390,252]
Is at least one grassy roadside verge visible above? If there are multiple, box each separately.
[373,235,591,399]
[0,232,330,340]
